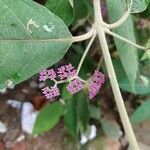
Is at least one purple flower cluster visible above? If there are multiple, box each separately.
[39,69,56,81]
[67,78,83,94]
[39,64,82,101]
[88,71,105,100]
[39,64,105,101]
[57,63,76,79]
[42,86,60,101]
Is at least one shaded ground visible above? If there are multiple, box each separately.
[0,77,150,150]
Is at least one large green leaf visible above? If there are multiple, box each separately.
[45,0,74,26]
[0,0,72,90]
[33,102,64,135]
[106,0,139,87]
[132,0,150,13]
[130,100,150,123]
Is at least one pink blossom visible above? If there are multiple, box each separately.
[67,78,83,94]
[88,71,105,100]
[39,69,56,81]
[57,66,68,79]
[92,70,105,84]
[57,63,76,80]
[47,69,56,80]
[88,81,102,100]
[65,63,77,77]
[39,69,48,82]
[42,86,60,100]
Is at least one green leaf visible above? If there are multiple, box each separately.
[64,97,77,138]
[130,100,150,123]
[73,0,92,21]
[101,119,121,140]
[0,0,72,90]
[113,59,150,95]
[131,0,150,13]
[33,102,64,135]
[45,0,74,26]
[76,91,90,132]
[106,0,139,87]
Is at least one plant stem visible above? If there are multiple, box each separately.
[72,27,96,42]
[105,28,148,50]
[77,33,96,75]
[102,0,133,29]
[102,10,130,29]
[93,0,139,149]
[96,56,103,71]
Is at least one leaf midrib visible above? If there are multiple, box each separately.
[0,38,72,42]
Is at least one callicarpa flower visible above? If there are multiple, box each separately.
[57,63,77,80]
[39,64,105,101]
[42,86,60,101]
[88,71,105,100]
[88,81,102,100]
[39,69,56,81]
[39,69,47,82]
[92,70,105,84]
[67,78,83,94]
[47,69,57,80]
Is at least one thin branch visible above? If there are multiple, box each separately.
[96,56,104,71]
[105,28,149,50]
[93,0,139,150]
[72,26,96,42]
[102,0,133,29]
[77,32,97,75]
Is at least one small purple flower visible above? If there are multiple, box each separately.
[39,69,48,82]
[92,71,105,84]
[42,86,60,100]
[67,78,83,94]
[39,69,56,82]
[88,81,102,100]
[88,71,105,100]
[57,64,77,80]
[65,63,77,77]
[47,69,56,80]
[57,66,68,79]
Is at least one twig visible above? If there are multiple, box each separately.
[105,28,148,50]
[77,32,97,75]
[93,0,139,149]
[96,56,104,71]
[72,27,96,43]
[102,0,133,29]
